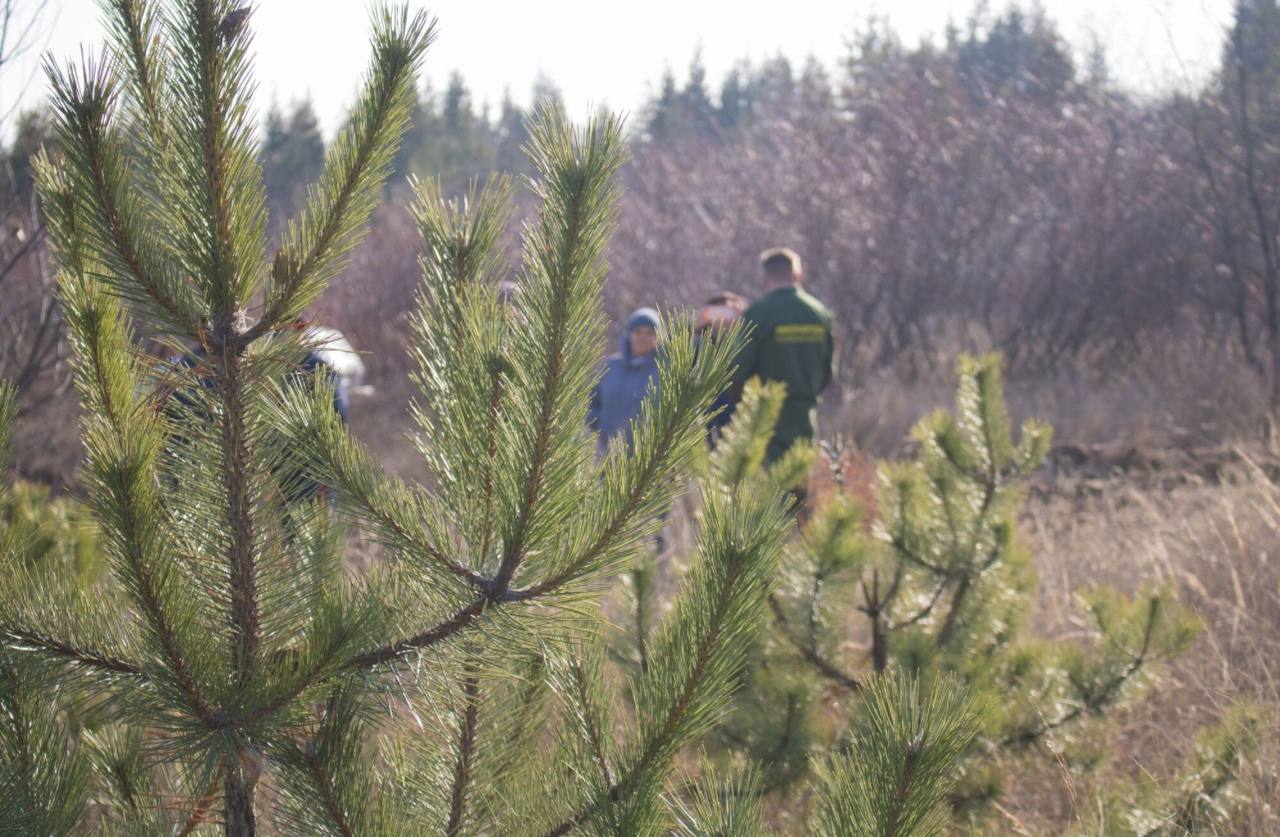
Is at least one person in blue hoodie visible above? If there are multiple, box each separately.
[589,307,662,457]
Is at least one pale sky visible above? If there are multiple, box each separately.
[3,0,1236,141]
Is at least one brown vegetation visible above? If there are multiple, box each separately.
[1007,451,1280,833]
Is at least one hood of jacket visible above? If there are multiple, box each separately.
[620,307,661,365]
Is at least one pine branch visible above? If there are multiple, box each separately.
[489,111,626,593]
[250,5,436,340]
[474,361,506,564]
[570,660,616,794]
[0,659,92,834]
[407,175,514,568]
[305,748,355,837]
[494,240,577,592]
[3,625,142,676]
[239,632,356,726]
[1148,704,1264,836]
[517,391,692,599]
[177,771,222,837]
[216,345,260,687]
[935,573,972,648]
[541,486,787,835]
[813,674,978,837]
[1,663,33,807]
[538,560,747,837]
[541,586,733,837]
[523,318,741,599]
[886,581,948,631]
[444,667,480,837]
[631,561,652,674]
[343,325,742,671]
[710,377,784,491]
[670,759,767,837]
[768,596,861,691]
[276,684,392,836]
[164,0,266,315]
[113,466,226,728]
[343,115,641,670]
[1001,593,1162,750]
[344,596,489,670]
[100,0,171,154]
[274,382,487,590]
[189,0,235,301]
[43,57,202,335]
[59,275,224,729]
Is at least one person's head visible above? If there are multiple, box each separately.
[696,291,747,334]
[625,308,661,358]
[759,247,803,290]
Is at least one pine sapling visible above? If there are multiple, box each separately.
[702,356,1214,827]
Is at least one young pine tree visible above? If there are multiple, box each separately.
[694,356,1244,830]
[0,3,983,834]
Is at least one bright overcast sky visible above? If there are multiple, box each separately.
[3,0,1235,140]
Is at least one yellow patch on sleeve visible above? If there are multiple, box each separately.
[773,324,828,344]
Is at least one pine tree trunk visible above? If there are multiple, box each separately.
[871,613,888,673]
[224,765,256,837]
[937,575,971,648]
[218,341,259,835]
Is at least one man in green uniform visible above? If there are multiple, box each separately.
[733,247,836,463]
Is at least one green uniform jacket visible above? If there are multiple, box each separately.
[733,285,836,461]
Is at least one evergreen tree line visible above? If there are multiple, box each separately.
[259,72,566,221]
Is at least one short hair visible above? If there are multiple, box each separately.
[703,290,747,313]
[696,291,748,333]
[759,247,802,281]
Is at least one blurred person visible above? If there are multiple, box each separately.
[589,307,666,553]
[163,327,354,504]
[695,291,747,445]
[733,247,835,464]
[303,325,367,408]
[588,307,662,458]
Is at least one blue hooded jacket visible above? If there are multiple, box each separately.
[589,308,661,453]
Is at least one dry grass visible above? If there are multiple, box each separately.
[997,454,1280,833]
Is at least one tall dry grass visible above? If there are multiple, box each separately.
[1001,453,1280,833]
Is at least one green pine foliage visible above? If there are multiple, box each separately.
[692,355,1248,829]
[669,758,767,836]
[812,673,979,837]
[1092,703,1267,836]
[0,383,91,837]
[1,480,103,590]
[2,4,979,834]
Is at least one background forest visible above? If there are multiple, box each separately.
[8,2,1280,478]
[1,0,1278,834]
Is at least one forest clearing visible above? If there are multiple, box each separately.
[1,0,1277,834]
